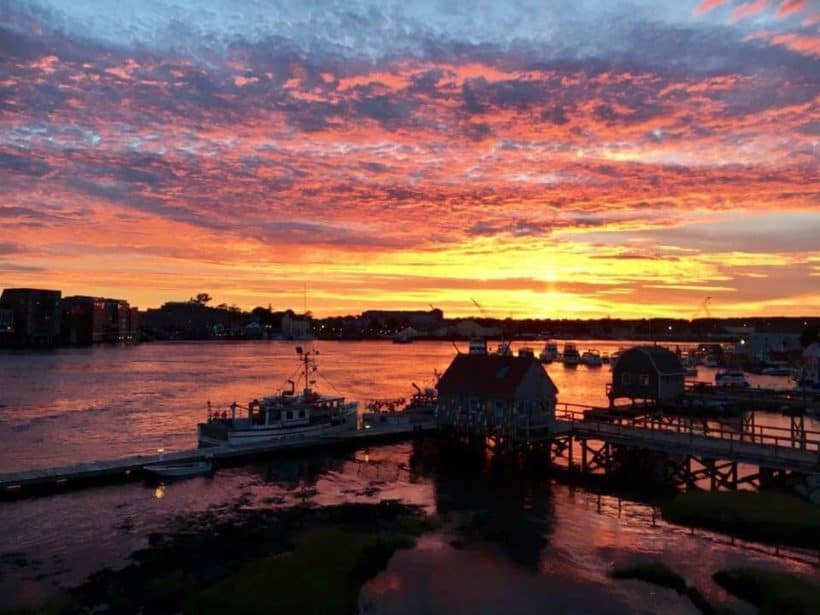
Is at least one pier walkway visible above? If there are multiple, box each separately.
[553,406,819,473]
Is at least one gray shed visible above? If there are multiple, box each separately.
[608,346,685,405]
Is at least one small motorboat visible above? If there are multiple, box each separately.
[143,459,213,479]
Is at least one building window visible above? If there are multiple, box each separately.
[621,373,632,385]
[298,410,304,419]
[639,374,650,386]
[286,411,293,420]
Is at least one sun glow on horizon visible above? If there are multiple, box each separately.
[1,1,818,318]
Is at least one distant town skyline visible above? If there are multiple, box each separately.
[1,1,818,318]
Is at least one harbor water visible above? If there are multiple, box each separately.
[0,341,816,611]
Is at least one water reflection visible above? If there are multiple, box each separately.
[435,451,555,570]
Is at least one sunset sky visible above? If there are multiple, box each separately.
[1,0,818,318]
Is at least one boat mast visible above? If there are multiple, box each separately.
[296,346,316,395]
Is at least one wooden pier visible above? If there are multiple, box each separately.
[439,401,820,490]
[0,420,435,498]
[5,395,820,499]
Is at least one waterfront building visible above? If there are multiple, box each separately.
[437,354,558,434]
[0,288,61,346]
[62,296,138,344]
[361,308,444,331]
[282,311,313,340]
[0,303,14,346]
[608,346,685,406]
[445,319,502,339]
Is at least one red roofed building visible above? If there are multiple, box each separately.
[436,354,558,436]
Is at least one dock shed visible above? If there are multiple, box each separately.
[436,354,558,435]
[608,346,685,406]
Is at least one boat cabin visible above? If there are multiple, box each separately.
[436,354,558,435]
[608,346,685,406]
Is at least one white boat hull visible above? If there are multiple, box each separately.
[198,406,358,448]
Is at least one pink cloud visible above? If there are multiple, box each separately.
[694,0,731,15]
[732,0,772,21]
[776,0,807,17]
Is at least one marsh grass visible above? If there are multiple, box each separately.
[660,491,820,548]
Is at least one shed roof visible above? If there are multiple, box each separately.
[620,345,685,375]
[436,354,557,397]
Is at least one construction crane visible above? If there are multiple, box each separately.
[470,297,486,317]
[469,298,512,355]
[692,296,712,320]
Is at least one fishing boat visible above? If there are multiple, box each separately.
[143,459,213,479]
[197,347,358,447]
[562,343,581,367]
[715,367,750,388]
[539,341,559,363]
[362,384,437,429]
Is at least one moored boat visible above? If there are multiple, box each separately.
[539,341,559,363]
[469,338,488,355]
[362,384,437,429]
[581,349,603,367]
[562,343,581,367]
[392,328,414,344]
[715,367,750,388]
[197,347,358,447]
[518,345,536,358]
[143,459,213,478]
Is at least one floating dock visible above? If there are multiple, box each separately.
[0,420,435,498]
